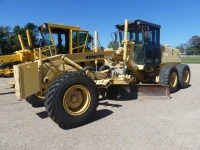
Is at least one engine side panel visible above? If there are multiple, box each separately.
[14,62,41,99]
[161,45,181,64]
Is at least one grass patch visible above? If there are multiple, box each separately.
[181,57,200,64]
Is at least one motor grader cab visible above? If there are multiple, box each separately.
[38,23,104,70]
[116,20,161,67]
[38,23,92,55]
[14,19,191,129]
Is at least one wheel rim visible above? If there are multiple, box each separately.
[183,70,190,83]
[63,85,90,116]
[170,72,178,88]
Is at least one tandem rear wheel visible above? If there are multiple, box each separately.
[159,65,191,93]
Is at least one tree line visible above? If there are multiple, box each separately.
[0,23,39,54]
[176,35,200,55]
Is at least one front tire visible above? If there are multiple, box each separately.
[45,72,98,129]
[159,66,179,93]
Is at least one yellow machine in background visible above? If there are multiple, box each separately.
[0,31,39,77]
[0,29,56,77]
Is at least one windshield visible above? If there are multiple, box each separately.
[40,30,53,46]
[119,27,143,45]
[118,26,144,64]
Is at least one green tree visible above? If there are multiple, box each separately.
[24,23,39,47]
[176,43,188,53]
[12,23,39,49]
[188,35,200,47]
[0,28,6,55]
[187,36,200,55]
[0,23,39,54]
[12,25,24,50]
[107,41,119,50]
[0,25,13,54]
[177,35,200,55]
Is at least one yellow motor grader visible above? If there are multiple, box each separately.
[0,30,37,77]
[0,23,98,77]
[14,19,190,129]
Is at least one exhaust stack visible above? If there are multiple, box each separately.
[123,19,128,74]
[94,31,98,71]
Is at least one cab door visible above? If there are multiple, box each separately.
[144,27,161,67]
[70,30,89,54]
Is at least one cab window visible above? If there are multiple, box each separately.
[72,31,88,52]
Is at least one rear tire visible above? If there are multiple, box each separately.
[45,72,98,129]
[176,64,191,89]
[26,94,44,107]
[159,66,179,93]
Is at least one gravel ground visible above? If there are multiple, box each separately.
[0,64,200,150]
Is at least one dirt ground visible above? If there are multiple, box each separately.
[0,64,200,150]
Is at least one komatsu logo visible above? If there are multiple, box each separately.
[86,54,104,60]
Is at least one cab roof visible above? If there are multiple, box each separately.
[115,19,161,30]
[38,23,81,30]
